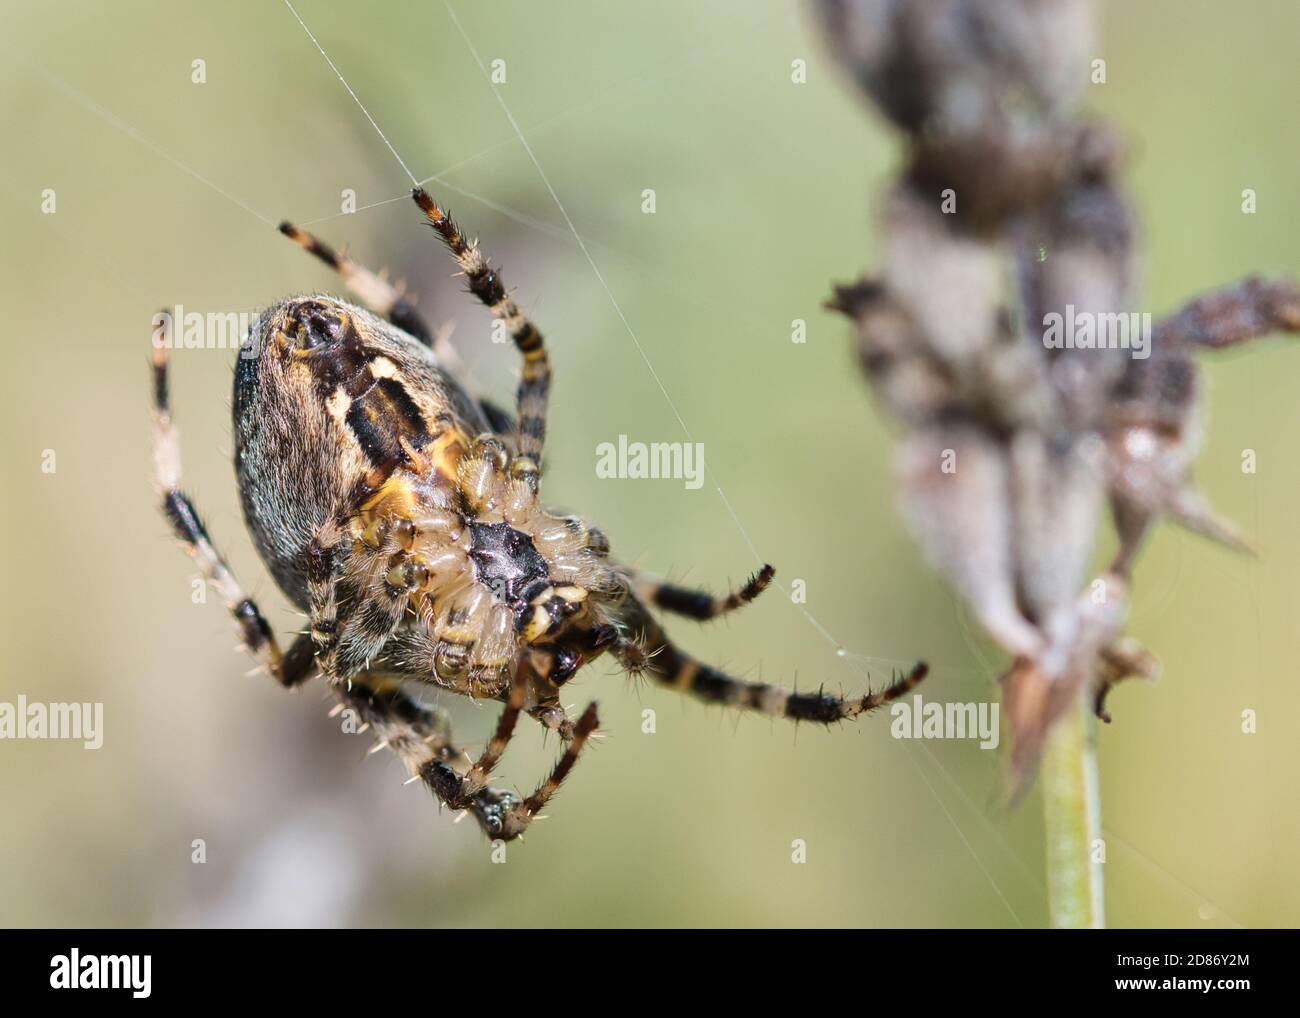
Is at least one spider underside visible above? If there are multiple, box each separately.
[151,187,927,841]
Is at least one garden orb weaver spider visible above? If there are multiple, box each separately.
[151,187,929,841]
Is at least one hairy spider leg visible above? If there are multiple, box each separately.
[457,662,530,798]
[152,338,314,687]
[339,674,526,841]
[412,188,550,476]
[496,699,600,840]
[629,564,776,621]
[615,590,929,723]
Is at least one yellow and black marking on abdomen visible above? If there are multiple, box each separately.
[294,302,436,478]
[342,375,431,473]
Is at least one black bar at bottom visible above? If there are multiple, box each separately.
[0,928,1288,1005]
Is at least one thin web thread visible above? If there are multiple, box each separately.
[281,0,419,187]
[21,56,275,227]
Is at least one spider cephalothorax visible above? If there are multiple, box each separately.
[152,188,927,841]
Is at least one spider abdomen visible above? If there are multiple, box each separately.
[233,295,488,610]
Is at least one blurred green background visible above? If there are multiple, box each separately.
[1,0,1296,928]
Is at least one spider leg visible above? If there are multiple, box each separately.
[303,520,351,681]
[458,662,529,798]
[615,591,928,723]
[277,222,433,344]
[339,674,526,841]
[629,563,775,621]
[309,516,474,690]
[497,700,600,841]
[351,650,598,842]
[278,632,321,687]
[334,546,425,681]
[351,659,597,841]
[152,342,307,687]
[528,695,577,741]
[413,188,551,477]
[511,646,583,742]
[340,674,459,760]
[301,504,412,688]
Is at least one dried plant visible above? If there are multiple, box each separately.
[814,0,1300,924]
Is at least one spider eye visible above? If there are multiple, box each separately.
[291,301,344,349]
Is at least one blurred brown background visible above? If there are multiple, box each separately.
[0,0,1297,927]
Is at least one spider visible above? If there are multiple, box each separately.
[151,187,929,841]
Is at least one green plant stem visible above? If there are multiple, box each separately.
[1041,693,1104,928]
